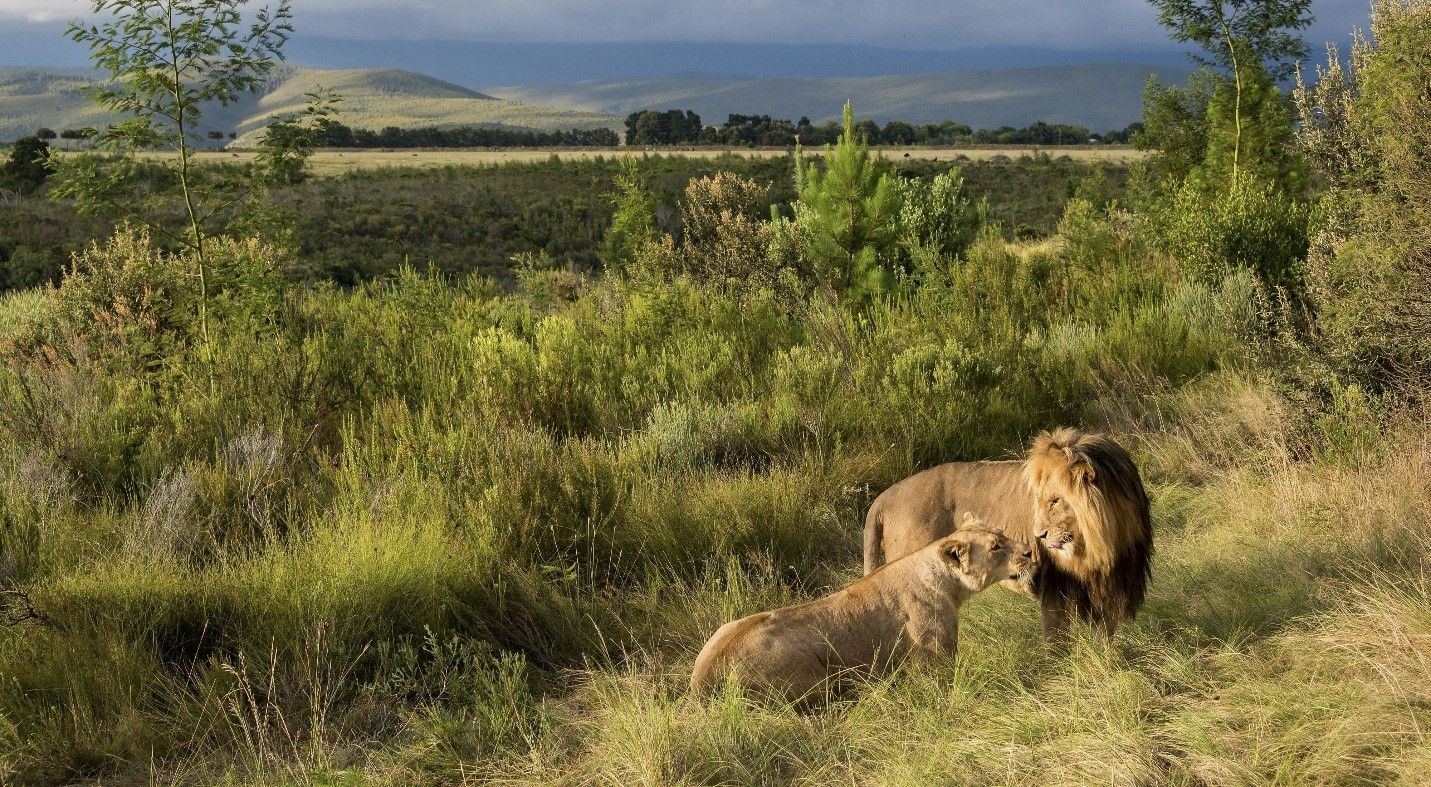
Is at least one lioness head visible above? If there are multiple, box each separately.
[936,522,1034,591]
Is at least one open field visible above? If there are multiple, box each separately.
[5,151,1129,288]
[155,145,1144,176]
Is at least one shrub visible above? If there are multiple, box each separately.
[1150,176,1310,289]
[1295,0,1431,391]
[898,169,979,270]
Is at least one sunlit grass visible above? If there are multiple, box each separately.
[0,204,1422,785]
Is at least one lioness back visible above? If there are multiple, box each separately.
[692,529,1033,702]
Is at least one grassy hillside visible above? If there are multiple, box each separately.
[0,69,112,143]
[0,65,622,145]
[1,63,1181,145]
[486,63,1193,130]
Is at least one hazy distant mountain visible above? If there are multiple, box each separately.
[0,66,620,144]
[3,60,1182,145]
[284,37,1190,86]
[487,64,1190,131]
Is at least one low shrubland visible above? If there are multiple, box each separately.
[3,186,1426,784]
[0,152,1126,290]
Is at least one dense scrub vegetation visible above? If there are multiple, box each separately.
[0,152,1125,289]
[1,1,1428,785]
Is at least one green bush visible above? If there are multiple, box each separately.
[1295,0,1431,391]
[1150,176,1310,289]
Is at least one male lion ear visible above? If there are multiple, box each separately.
[1073,460,1097,486]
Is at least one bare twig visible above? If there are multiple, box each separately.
[1,589,49,628]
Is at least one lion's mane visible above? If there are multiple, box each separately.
[1022,427,1153,633]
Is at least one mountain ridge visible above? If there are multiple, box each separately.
[2,62,1183,144]
[0,66,619,144]
[488,63,1188,131]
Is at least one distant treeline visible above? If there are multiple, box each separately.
[295,113,1141,151]
[625,109,1142,147]
[317,122,621,148]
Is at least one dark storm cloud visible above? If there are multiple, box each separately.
[0,0,1379,59]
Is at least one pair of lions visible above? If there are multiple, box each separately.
[865,427,1153,643]
[692,427,1152,700]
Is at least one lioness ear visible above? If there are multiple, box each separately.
[960,512,977,528]
[945,543,967,566]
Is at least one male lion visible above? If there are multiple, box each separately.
[691,522,1033,702]
[862,427,1151,643]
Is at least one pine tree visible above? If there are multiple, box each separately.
[601,156,660,272]
[795,102,902,302]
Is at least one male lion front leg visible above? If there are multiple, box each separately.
[1091,617,1117,647]
[1038,592,1075,646]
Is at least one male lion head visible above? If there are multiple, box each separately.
[1022,427,1153,631]
[1034,499,1079,563]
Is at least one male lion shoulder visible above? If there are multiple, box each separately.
[691,525,1033,702]
[863,427,1152,642]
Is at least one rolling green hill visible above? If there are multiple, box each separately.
[487,63,1190,131]
[0,65,622,145]
[0,69,113,143]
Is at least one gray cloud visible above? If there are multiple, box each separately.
[0,0,1377,57]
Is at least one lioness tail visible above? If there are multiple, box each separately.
[862,504,884,575]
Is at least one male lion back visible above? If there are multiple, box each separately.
[864,460,1029,574]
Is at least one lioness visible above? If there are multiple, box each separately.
[863,427,1152,643]
[691,521,1033,702]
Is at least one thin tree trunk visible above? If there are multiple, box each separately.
[168,2,215,393]
[1217,10,1244,185]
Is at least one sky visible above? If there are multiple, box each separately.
[0,0,1373,63]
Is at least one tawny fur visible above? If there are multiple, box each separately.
[691,526,1033,702]
[863,427,1152,642]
